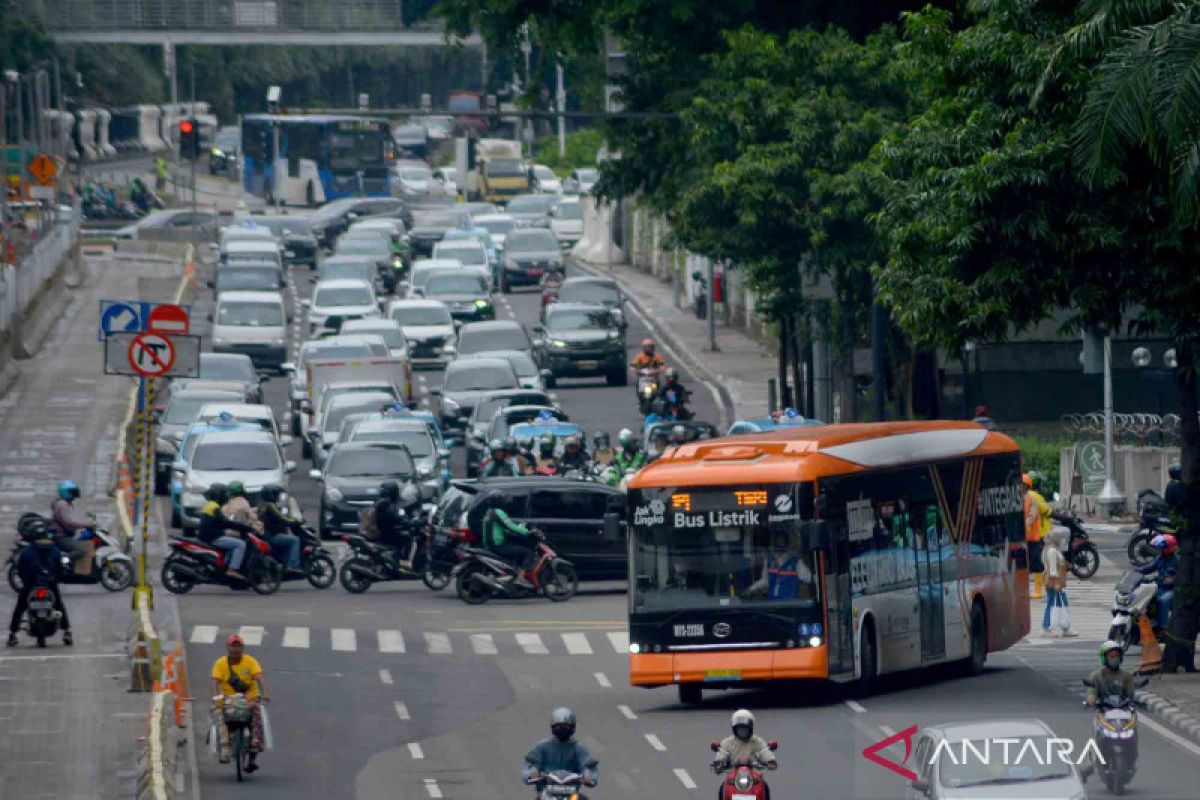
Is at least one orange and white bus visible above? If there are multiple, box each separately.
[623,421,1031,704]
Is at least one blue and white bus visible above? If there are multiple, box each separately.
[240,115,393,206]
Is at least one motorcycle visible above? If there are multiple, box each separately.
[7,518,134,593]
[526,765,598,800]
[161,532,283,595]
[22,578,63,648]
[635,367,661,414]
[338,522,462,593]
[1107,569,1158,652]
[711,740,778,800]
[1082,676,1148,796]
[1051,509,1100,580]
[1127,490,1172,567]
[453,529,579,605]
[279,525,337,589]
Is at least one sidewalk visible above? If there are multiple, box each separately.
[573,256,778,427]
[0,247,188,799]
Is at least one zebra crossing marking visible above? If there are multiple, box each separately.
[282,627,309,649]
[190,625,218,644]
[562,633,593,655]
[238,626,264,646]
[331,628,357,652]
[516,633,548,655]
[377,629,405,653]
[607,631,629,654]
[470,634,497,655]
[425,632,452,654]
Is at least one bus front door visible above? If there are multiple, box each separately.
[916,526,945,662]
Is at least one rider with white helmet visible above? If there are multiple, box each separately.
[713,709,777,796]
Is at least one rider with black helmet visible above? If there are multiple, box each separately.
[7,519,72,647]
[523,707,599,789]
[1165,463,1185,513]
[657,367,689,414]
[198,484,254,580]
[374,480,420,567]
[559,435,590,473]
[481,490,537,587]
[256,485,303,571]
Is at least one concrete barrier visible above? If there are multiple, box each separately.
[97,108,117,158]
[136,690,181,800]
[138,105,167,151]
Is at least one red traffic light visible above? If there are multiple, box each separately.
[179,120,194,134]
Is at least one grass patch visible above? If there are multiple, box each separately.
[532,128,605,174]
[1012,434,1069,491]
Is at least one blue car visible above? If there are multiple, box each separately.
[726,409,825,436]
[169,419,261,528]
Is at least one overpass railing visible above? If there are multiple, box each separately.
[20,0,418,31]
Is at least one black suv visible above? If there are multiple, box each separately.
[436,477,626,580]
[532,303,627,387]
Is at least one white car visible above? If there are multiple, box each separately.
[395,164,434,197]
[432,239,490,272]
[565,168,599,194]
[907,719,1089,799]
[473,213,516,253]
[176,429,296,528]
[211,290,288,371]
[530,164,563,194]
[406,258,464,298]
[433,166,459,197]
[548,198,583,248]
[305,278,381,336]
[387,298,457,366]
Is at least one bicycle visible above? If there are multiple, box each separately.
[215,694,255,782]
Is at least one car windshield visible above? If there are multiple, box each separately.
[217,302,284,327]
[337,238,389,255]
[424,117,454,135]
[427,273,487,294]
[350,427,434,456]
[510,423,580,441]
[315,286,373,307]
[326,447,415,478]
[299,343,370,367]
[458,326,527,354]
[165,396,234,425]
[476,217,514,236]
[506,196,554,214]
[444,364,517,392]
[434,245,486,265]
[938,737,1074,787]
[555,202,582,220]
[547,307,614,331]
[200,356,254,382]
[560,282,618,305]
[500,352,537,377]
[533,165,556,179]
[628,486,820,612]
[217,268,281,291]
[191,441,279,471]
[345,326,404,350]
[487,158,524,177]
[320,262,374,283]
[415,211,464,230]
[506,229,558,252]
[575,169,599,183]
[214,128,239,150]
[400,167,432,181]
[392,306,451,326]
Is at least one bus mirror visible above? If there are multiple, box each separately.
[602,512,624,542]
[801,520,832,552]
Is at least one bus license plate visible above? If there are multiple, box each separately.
[705,669,742,681]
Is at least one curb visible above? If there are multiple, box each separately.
[571,257,736,429]
[1141,689,1200,742]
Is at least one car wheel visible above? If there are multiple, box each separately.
[544,372,557,389]
[154,470,168,496]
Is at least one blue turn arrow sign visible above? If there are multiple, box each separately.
[99,301,142,339]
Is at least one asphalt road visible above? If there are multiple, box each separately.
[162,249,1200,799]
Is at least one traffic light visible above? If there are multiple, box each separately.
[178,118,200,160]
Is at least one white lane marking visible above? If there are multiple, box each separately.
[423,778,442,799]
[282,627,310,649]
[470,633,497,655]
[378,629,405,653]
[645,733,667,751]
[562,632,593,655]
[844,699,867,714]
[379,669,393,685]
[408,742,424,759]
[516,632,548,655]
[673,768,697,789]
[190,625,218,644]
[607,631,629,653]
[594,672,611,688]
[394,701,411,721]
[425,632,452,654]
[1142,715,1200,759]
[618,704,638,720]
[331,628,357,652]
[238,626,264,646]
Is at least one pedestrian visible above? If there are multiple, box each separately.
[971,404,997,430]
[1023,472,1051,600]
[154,156,168,192]
[1041,527,1077,637]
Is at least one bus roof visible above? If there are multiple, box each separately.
[627,421,1019,489]
[242,114,389,125]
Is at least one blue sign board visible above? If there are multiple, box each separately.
[98,300,191,341]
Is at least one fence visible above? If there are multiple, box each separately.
[22,0,411,30]
[0,204,80,337]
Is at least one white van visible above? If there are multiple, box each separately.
[212,291,288,372]
[221,238,284,269]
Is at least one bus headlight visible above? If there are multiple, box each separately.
[629,642,641,654]
[808,636,822,647]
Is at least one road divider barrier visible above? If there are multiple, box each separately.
[136,689,185,800]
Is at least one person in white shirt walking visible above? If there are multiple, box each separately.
[1042,527,1078,637]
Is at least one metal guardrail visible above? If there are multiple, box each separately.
[1060,412,1183,444]
[20,0,417,31]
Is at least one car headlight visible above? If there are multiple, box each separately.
[474,299,490,308]
[273,338,285,346]
[324,486,343,503]
[212,337,227,347]
[505,258,518,268]
[607,329,620,340]
[212,148,224,157]
[551,339,568,349]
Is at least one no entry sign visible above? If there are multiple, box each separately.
[127,332,176,377]
[146,303,190,335]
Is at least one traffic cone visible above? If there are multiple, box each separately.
[1032,572,1045,600]
[1137,616,1162,673]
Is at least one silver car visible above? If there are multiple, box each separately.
[342,416,449,499]
[176,429,297,529]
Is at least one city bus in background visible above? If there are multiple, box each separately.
[240,115,393,206]
[622,421,1030,704]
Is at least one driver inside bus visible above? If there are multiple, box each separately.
[747,529,813,601]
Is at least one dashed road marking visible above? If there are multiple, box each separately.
[408,742,424,759]
[190,625,218,644]
[423,778,442,798]
[394,701,411,721]
[282,627,309,649]
[594,672,611,688]
[618,704,637,720]
[379,669,393,685]
[331,628,357,652]
[673,768,697,789]
[645,733,666,751]
[845,699,867,714]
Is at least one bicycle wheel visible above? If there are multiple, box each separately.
[233,726,247,782]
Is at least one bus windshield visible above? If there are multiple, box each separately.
[629,486,819,613]
[331,130,386,170]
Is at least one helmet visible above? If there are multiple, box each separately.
[260,485,283,504]
[593,431,610,449]
[671,424,688,444]
[227,481,245,498]
[618,428,636,448]
[57,480,80,501]
[1151,533,1178,557]
[564,435,581,451]
[664,367,678,382]
[550,707,576,741]
[205,484,229,505]
[1100,639,1123,667]
[23,516,50,541]
[649,398,666,416]
[504,436,518,453]
[539,432,557,454]
[1169,463,1182,481]
[641,338,655,353]
[731,709,755,740]
[1022,473,1034,489]
[380,481,401,501]
[489,438,506,455]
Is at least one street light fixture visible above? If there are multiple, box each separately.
[1165,348,1178,369]
[1132,346,1152,368]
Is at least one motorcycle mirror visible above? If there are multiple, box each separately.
[709,742,721,752]
[767,740,778,751]
[585,759,599,769]
[308,468,322,480]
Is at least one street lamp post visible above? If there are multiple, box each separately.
[1098,334,1125,512]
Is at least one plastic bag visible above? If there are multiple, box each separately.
[1050,594,1072,633]
[260,703,274,750]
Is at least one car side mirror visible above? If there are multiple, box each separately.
[438,448,451,460]
[911,778,930,795]
[532,325,545,335]
[308,468,322,480]
[206,279,215,288]
[206,311,213,322]
[152,407,163,421]
[1082,678,1095,688]
[603,512,625,542]
[418,465,434,479]
[539,369,554,382]
[801,520,832,552]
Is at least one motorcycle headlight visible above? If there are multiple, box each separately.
[607,329,620,339]
[734,772,755,791]
[323,486,343,504]
[1119,729,1135,738]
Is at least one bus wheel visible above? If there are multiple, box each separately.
[853,620,877,698]
[965,603,987,676]
[305,181,315,207]
[678,683,702,705]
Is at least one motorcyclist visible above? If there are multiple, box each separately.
[535,433,560,474]
[657,368,690,414]
[482,493,538,587]
[713,709,777,798]
[515,437,537,475]
[1087,640,1136,706]
[670,423,691,447]
[221,482,262,533]
[197,484,253,581]
[613,428,647,473]
[374,480,419,568]
[630,338,666,371]
[256,485,303,572]
[643,398,670,430]
[7,518,72,647]
[559,435,590,473]
[482,439,521,478]
[592,432,616,467]
[49,480,93,575]
[1136,533,1178,632]
[523,707,598,791]
[130,177,151,213]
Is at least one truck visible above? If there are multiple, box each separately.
[468,138,529,203]
[300,357,411,451]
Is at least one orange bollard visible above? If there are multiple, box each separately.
[1137,616,1162,673]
